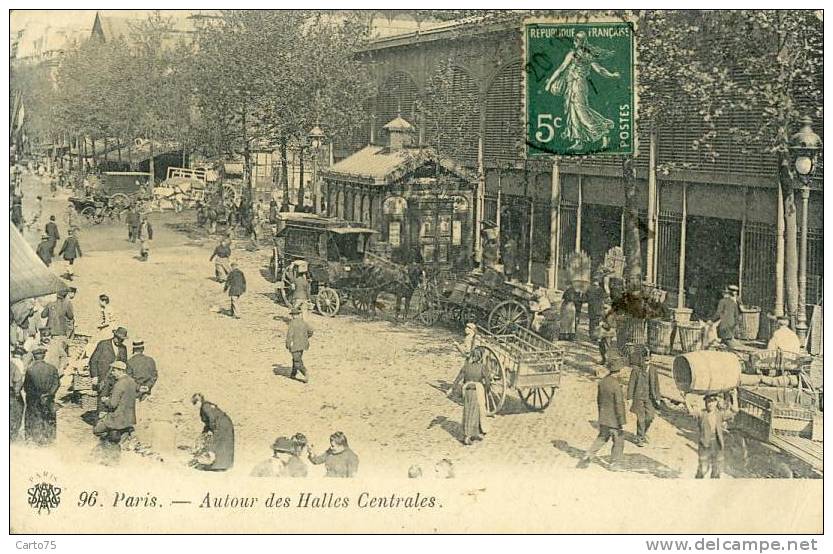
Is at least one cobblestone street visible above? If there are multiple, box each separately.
[12,174,813,482]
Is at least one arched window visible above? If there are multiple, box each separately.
[353,191,363,222]
[362,195,371,224]
[375,71,420,142]
[484,62,522,164]
[337,190,345,219]
[423,63,480,164]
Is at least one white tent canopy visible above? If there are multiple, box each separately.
[9,224,67,304]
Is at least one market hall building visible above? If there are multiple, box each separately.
[325,16,822,335]
[321,116,475,269]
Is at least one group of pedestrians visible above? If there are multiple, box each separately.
[209,238,247,319]
[125,205,153,261]
[10,288,78,445]
[250,431,359,478]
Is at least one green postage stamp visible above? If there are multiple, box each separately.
[524,20,636,158]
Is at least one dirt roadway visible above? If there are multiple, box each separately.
[12,173,813,481]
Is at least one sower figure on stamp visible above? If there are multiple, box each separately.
[688,392,738,479]
[286,306,314,383]
[578,359,627,470]
[626,345,662,446]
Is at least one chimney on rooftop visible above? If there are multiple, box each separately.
[383,114,415,152]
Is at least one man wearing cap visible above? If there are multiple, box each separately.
[767,316,802,355]
[127,340,158,401]
[223,262,247,319]
[94,361,137,443]
[688,393,738,479]
[58,228,82,280]
[209,238,232,282]
[88,327,129,414]
[626,345,662,446]
[250,436,308,478]
[23,346,60,446]
[126,206,140,243]
[578,363,627,470]
[45,215,60,257]
[286,307,314,383]
[38,327,68,375]
[36,234,53,266]
[41,291,71,338]
[711,286,741,348]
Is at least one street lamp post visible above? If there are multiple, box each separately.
[788,116,822,346]
[308,124,326,214]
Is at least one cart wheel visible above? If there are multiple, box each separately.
[472,345,506,415]
[110,193,129,210]
[316,287,340,317]
[80,206,99,225]
[488,300,530,334]
[279,266,294,306]
[351,290,373,314]
[518,387,556,411]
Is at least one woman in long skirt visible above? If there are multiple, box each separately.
[559,294,577,341]
[191,393,235,471]
[459,348,489,445]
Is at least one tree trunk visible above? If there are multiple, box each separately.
[117,138,122,163]
[622,159,642,292]
[780,158,799,326]
[298,147,305,209]
[241,107,252,198]
[149,140,155,185]
[280,138,289,203]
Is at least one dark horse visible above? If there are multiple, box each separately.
[361,262,424,319]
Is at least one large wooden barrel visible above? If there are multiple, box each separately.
[739,306,761,340]
[672,351,743,394]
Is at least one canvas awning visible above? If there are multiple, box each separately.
[10,224,68,304]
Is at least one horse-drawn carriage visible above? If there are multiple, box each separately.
[469,325,564,414]
[413,268,547,334]
[66,171,153,225]
[272,214,381,317]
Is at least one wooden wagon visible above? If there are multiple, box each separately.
[470,325,564,414]
[413,268,544,334]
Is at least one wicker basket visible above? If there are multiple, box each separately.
[71,374,94,392]
[616,315,647,351]
[739,306,761,340]
[647,319,674,355]
[678,323,704,352]
[80,391,97,411]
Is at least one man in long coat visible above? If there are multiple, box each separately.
[41,291,71,338]
[126,207,140,242]
[126,340,158,399]
[578,363,626,470]
[711,286,741,348]
[36,234,53,266]
[57,229,82,280]
[286,307,314,383]
[88,327,129,414]
[223,262,246,318]
[93,362,137,443]
[626,347,661,446]
[45,215,60,256]
[23,347,60,446]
